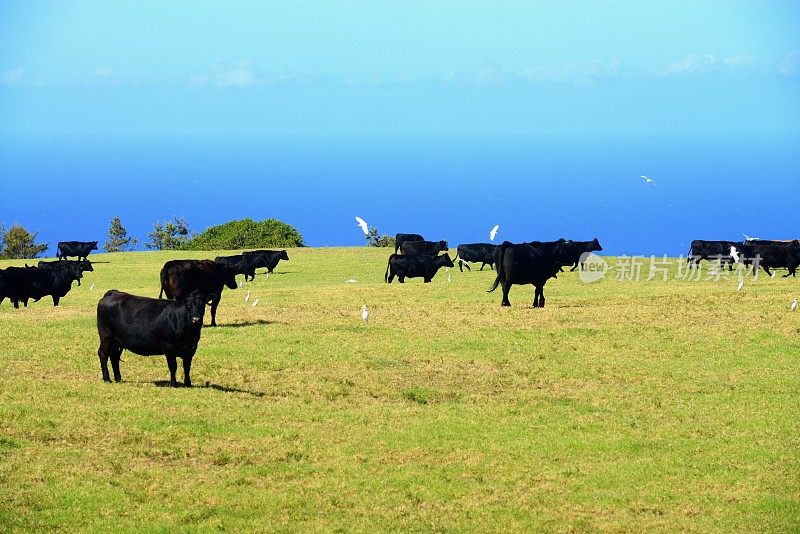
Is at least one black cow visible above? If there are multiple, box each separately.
[385,253,454,283]
[57,241,98,261]
[454,243,498,272]
[739,240,800,277]
[687,240,741,270]
[394,233,425,254]
[214,254,249,277]
[159,259,239,326]
[244,249,290,275]
[1,263,83,308]
[97,289,210,387]
[38,259,93,285]
[400,240,448,256]
[559,238,603,271]
[488,241,562,307]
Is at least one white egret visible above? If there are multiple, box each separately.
[361,304,369,323]
[640,175,656,185]
[355,216,369,236]
[791,298,798,312]
[489,224,499,241]
[251,298,259,308]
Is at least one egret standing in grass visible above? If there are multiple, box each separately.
[489,224,499,241]
[791,298,798,312]
[361,304,369,323]
[245,290,250,303]
[730,246,740,263]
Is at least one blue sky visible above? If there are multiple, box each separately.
[1,1,799,138]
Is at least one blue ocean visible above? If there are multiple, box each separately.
[1,133,797,257]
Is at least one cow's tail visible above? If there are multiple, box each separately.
[384,255,392,283]
[487,243,508,292]
[158,267,167,298]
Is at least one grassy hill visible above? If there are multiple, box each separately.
[0,248,798,531]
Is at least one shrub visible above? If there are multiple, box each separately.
[146,217,190,251]
[183,218,304,250]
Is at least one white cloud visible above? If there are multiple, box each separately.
[1,68,24,85]
[93,66,113,77]
[517,59,621,85]
[777,51,799,76]
[208,60,258,88]
[655,53,758,77]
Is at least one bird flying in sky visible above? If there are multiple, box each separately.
[489,224,499,241]
[640,175,656,185]
[355,216,369,236]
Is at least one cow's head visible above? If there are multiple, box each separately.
[590,238,603,252]
[437,240,448,252]
[182,290,209,325]
[220,264,239,290]
[439,254,455,268]
[81,260,94,272]
[279,250,289,261]
[90,241,99,250]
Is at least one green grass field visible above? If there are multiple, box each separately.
[1,248,798,532]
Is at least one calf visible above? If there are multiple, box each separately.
[38,259,93,285]
[385,253,454,283]
[394,233,425,254]
[97,289,210,387]
[454,243,498,272]
[159,259,238,326]
[488,241,562,307]
[400,240,448,256]
[687,240,741,270]
[57,240,98,261]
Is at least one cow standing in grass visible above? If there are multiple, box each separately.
[159,259,239,326]
[455,243,499,271]
[97,289,210,387]
[57,241,98,261]
[394,233,425,254]
[488,241,562,307]
[400,240,448,256]
[385,253,454,283]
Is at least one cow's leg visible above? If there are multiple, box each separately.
[109,347,123,382]
[570,262,578,272]
[210,296,220,327]
[398,276,405,283]
[532,285,540,308]
[424,277,431,283]
[98,347,110,382]
[166,354,178,387]
[182,355,193,387]
[98,337,119,382]
[458,261,464,272]
[501,282,511,307]
[52,295,60,306]
[762,266,773,277]
[13,299,19,309]
[387,270,394,283]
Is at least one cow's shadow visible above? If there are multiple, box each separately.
[213,319,278,328]
[153,381,267,397]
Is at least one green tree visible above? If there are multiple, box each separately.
[0,224,48,259]
[183,218,304,250]
[146,217,190,251]
[104,216,138,252]
[366,226,395,248]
